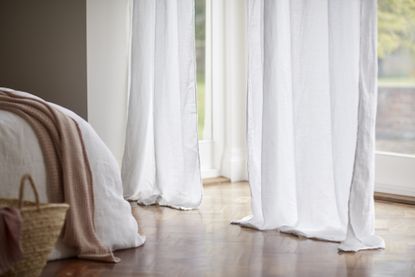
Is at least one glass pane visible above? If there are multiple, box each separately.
[195,0,206,139]
[377,0,415,156]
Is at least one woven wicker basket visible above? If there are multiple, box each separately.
[0,174,69,277]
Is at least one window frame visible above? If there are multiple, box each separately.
[375,152,415,196]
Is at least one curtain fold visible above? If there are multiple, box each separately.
[235,0,384,251]
[122,0,202,209]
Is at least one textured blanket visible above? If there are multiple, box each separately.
[0,90,119,263]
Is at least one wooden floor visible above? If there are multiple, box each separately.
[42,182,415,276]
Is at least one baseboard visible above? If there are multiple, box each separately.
[221,148,247,182]
[203,176,230,185]
[375,182,415,198]
[375,191,415,205]
[201,168,220,179]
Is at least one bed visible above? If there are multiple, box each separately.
[0,88,145,260]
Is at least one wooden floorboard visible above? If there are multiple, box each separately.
[42,182,415,276]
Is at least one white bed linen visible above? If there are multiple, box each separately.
[0,88,145,260]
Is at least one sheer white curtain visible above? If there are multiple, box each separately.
[235,0,385,251]
[122,0,202,209]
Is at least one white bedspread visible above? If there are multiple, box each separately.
[0,88,145,260]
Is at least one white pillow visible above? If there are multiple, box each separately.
[0,88,145,260]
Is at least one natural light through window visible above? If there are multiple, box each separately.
[196,0,206,139]
[377,0,415,156]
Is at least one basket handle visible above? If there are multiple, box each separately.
[18,174,40,210]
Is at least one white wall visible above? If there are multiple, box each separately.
[222,0,248,181]
[87,0,131,164]
[211,0,248,181]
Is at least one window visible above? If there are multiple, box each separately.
[377,0,415,156]
[376,0,415,196]
[196,0,212,141]
[196,0,215,177]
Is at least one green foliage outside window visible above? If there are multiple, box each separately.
[196,0,206,138]
[378,0,415,85]
[378,0,415,58]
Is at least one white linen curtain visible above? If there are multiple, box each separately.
[235,0,385,251]
[122,0,202,209]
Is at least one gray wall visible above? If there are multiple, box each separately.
[0,0,87,118]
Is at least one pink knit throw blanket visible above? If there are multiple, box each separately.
[0,90,119,263]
